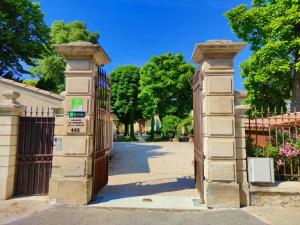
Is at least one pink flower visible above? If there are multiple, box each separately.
[277,159,284,166]
[279,143,299,158]
[291,150,299,157]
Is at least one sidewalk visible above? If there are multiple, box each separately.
[0,196,50,225]
[244,206,300,225]
[5,206,267,225]
[1,198,300,225]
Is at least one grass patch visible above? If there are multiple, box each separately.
[115,136,137,142]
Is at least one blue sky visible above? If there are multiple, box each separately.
[38,0,253,90]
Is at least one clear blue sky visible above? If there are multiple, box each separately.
[38,0,253,90]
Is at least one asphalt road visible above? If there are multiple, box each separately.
[6,206,267,225]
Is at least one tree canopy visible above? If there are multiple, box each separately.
[110,65,141,137]
[139,53,195,119]
[139,53,195,139]
[225,0,300,111]
[0,0,49,79]
[29,20,99,93]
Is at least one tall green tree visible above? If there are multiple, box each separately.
[225,0,300,111]
[30,20,99,93]
[110,65,141,137]
[0,0,49,79]
[139,53,195,140]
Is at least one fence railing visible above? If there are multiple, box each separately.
[22,106,55,117]
[246,108,300,181]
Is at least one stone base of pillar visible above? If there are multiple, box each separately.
[49,177,93,205]
[0,176,14,200]
[205,181,240,208]
[239,182,250,207]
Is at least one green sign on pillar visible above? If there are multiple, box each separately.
[71,98,83,112]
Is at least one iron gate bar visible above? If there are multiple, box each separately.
[193,70,204,201]
[92,67,112,198]
[15,107,55,196]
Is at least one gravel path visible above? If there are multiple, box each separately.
[101,142,199,197]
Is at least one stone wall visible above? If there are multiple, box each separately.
[251,192,300,207]
[250,182,300,207]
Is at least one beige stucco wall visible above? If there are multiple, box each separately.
[0,78,63,110]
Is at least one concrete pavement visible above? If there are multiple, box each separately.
[0,196,50,225]
[90,195,204,210]
[5,206,267,225]
[103,142,199,197]
[244,206,300,225]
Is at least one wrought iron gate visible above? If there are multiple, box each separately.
[93,68,111,197]
[193,70,204,201]
[15,108,55,196]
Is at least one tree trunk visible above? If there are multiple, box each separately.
[130,123,134,139]
[291,71,300,111]
[150,115,155,141]
[129,110,135,139]
[124,123,129,136]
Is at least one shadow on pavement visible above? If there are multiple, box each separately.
[91,176,196,204]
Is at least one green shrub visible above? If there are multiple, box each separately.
[161,115,180,139]
[176,116,193,137]
[115,136,137,142]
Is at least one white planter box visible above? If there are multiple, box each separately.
[248,157,275,183]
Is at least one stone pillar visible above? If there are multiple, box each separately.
[235,104,250,206]
[0,90,24,199]
[49,41,110,205]
[192,40,246,208]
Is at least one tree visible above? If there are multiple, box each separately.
[161,115,180,139]
[30,20,99,93]
[0,0,49,79]
[139,53,195,140]
[225,0,300,111]
[110,65,141,137]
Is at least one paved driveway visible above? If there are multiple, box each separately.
[101,142,199,197]
[5,207,267,225]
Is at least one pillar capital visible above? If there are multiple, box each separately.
[192,40,246,64]
[53,41,111,66]
[235,104,250,116]
[0,90,24,115]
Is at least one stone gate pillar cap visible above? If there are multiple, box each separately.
[2,90,20,101]
[192,40,247,64]
[52,41,111,66]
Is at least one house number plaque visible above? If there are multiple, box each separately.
[66,118,87,134]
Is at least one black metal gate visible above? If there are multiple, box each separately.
[193,70,204,201]
[15,109,55,196]
[93,68,111,197]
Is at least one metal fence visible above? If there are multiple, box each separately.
[246,107,300,181]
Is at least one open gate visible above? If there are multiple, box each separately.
[93,67,111,197]
[193,70,204,201]
[15,109,55,196]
